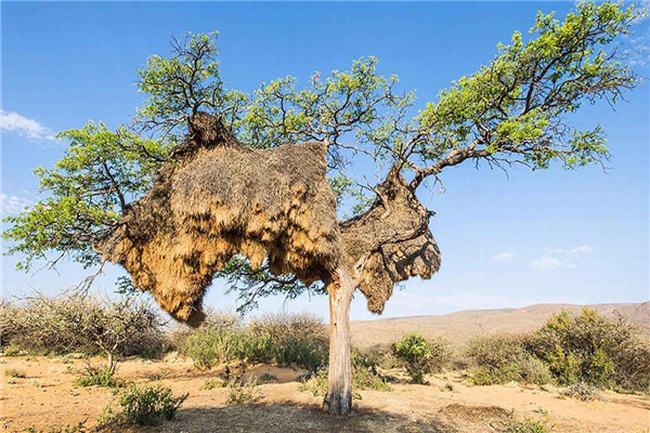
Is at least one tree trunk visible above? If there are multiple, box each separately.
[322,267,355,416]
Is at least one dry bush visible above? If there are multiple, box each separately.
[467,334,552,386]
[0,294,167,362]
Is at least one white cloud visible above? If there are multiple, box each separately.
[491,252,515,262]
[0,193,33,215]
[0,110,56,141]
[529,246,593,271]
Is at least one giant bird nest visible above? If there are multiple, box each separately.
[97,113,440,325]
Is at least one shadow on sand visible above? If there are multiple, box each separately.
[155,401,455,433]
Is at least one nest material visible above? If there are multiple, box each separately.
[96,118,340,326]
[339,172,441,313]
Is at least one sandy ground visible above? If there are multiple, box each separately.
[1,355,648,433]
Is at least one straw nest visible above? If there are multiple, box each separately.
[339,171,441,313]
[96,114,340,325]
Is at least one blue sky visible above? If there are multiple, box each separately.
[1,2,648,321]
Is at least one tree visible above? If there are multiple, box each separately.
[3,3,644,415]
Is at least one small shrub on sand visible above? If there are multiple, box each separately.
[101,384,188,426]
[561,382,598,401]
[24,421,90,433]
[74,364,122,388]
[392,334,449,384]
[503,414,553,433]
[225,376,261,405]
[6,368,27,378]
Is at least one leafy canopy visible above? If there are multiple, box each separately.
[3,2,643,303]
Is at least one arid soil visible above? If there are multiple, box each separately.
[1,355,648,433]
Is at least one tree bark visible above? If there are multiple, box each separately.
[322,267,355,416]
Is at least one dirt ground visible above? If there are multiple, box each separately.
[1,355,648,433]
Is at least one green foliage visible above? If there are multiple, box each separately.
[104,384,188,426]
[181,313,327,372]
[527,309,650,390]
[24,421,90,433]
[3,123,169,271]
[391,334,449,384]
[73,364,121,388]
[417,2,642,174]
[6,368,27,378]
[503,414,553,433]
[137,32,247,136]
[467,335,552,386]
[225,376,261,405]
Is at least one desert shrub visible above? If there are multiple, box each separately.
[0,294,166,361]
[168,311,239,353]
[6,368,27,378]
[503,414,553,433]
[467,334,552,386]
[74,364,122,388]
[183,326,241,369]
[561,381,598,401]
[225,376,261,404]
[182,312,327,372]
[527,309,650,391]
[103,384,188,426]
[392,334,449,384]
[248,313,327,372]
[24,421,90,433]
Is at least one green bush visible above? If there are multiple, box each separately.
[225,376,261,405]
[503,414,553,433]
[104,384,188,426]
[467,334,552,386]
[391,334,448,384]
[182,313,327,372]
[74,364,122,388]
[527,309,650,390]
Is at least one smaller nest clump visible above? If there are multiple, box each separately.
[340,173,441,313]
[97,116,340,326]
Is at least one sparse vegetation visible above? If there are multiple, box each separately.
[225,376,261,405]
[73,364,122,388]
[101,383,188,426]
[24,421,90,433]
[503,414,553,433]
[6,368,27,378]
[392,334,449,384]
[561,382,598,401]
[0,294,167,364]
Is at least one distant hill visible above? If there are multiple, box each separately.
[350,302,649,350]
